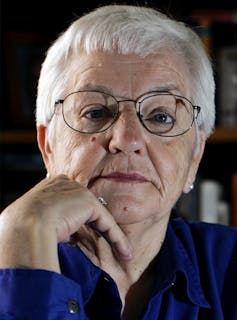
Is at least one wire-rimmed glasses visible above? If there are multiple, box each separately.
[55,90,201,137]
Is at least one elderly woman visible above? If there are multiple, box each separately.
[0,5,236,319]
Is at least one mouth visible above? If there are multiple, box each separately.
[89,172,149,185]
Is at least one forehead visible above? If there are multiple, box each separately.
[68,51,191,98]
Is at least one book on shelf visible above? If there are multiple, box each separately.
[217,46,237,128]
[176,178,230,225]
[199,180,229,225]
[191,10,237,129]
[191,9,237,56]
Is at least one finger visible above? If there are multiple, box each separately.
[87,213,133,261]
[41,175,133,260]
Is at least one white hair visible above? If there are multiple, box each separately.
[36,5,215,142]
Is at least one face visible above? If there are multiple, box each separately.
[39,51,205,226]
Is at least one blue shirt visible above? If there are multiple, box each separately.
[0,217,237,319]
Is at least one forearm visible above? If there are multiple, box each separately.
[0,268,88,319]
[0,209,60,273]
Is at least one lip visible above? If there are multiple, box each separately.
[95,172,149,183]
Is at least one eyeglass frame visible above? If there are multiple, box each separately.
[54,90,201,137]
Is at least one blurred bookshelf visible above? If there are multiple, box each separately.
[0,130,37,144]
[232,173,237,227]
[1,1,237,224]
[1,127,237,144]
[182,8,237,227]
[208,128,237,143]
[0,130,45,210]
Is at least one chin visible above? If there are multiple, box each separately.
[105,195,152,225]
[90,183,160,224]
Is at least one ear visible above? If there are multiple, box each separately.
[37,125,53,173]
[183,130,206,193]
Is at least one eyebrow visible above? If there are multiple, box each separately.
[148,83,182,94]
[75,83,184,97]
[75,84,114,95]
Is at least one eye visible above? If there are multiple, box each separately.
[151,111,173,123]
[144,108,175,124]
[82,104,114,121]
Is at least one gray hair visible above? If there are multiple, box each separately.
[36,5,215,141]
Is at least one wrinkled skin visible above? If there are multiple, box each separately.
[0,51,206,317]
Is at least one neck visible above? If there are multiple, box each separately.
[78,214,169,297]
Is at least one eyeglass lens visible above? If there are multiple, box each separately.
[62,91,195,136]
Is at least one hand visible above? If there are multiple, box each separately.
[0,175,132,273]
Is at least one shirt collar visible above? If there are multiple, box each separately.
[59,217,210,308]
[153,218,210,308]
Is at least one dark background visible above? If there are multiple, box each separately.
[1,0,237,130]
[1,0,237,222]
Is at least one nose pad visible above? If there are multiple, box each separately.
[108,107,146,154]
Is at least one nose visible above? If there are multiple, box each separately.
[108,103,146,155]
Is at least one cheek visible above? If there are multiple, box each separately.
[51,130,74,174]
[150,138,194,194]
[54,133,106,186]
[70,146,96,183]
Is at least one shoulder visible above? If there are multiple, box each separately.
[171,217,237,248]
[172,219,237,314]
[189,219,237,252]
[170,217,237,274]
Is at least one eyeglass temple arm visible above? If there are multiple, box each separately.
[193,105,201,116]
[55,99,64,105]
